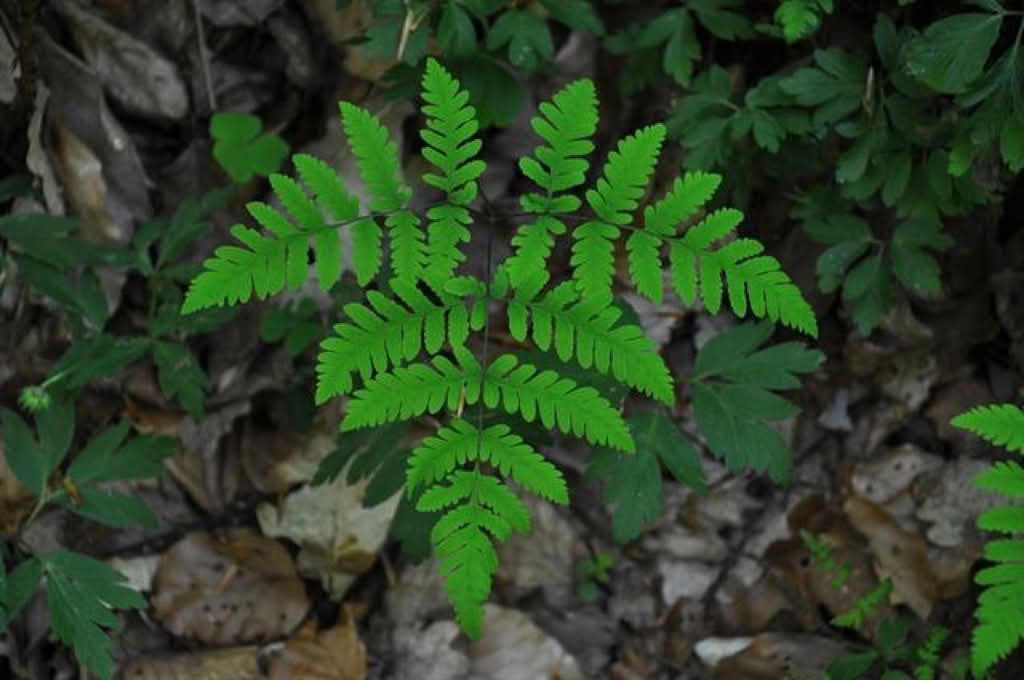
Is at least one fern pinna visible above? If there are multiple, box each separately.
[951,403,1024,677]
[182,58,818,637]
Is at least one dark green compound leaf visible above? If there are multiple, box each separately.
[312,420,409,489]
[905,12,1003,94]
[390,491,442,564]
[42,551,146,680]
[0,400,75,495]
[56,488,160,529]
[486,9,554,71]
[1,557,43,628]
[586,409,706,545]
[66,422,174,485]
[153,341,209,419]
[540,0,605,35]
[692,322,822,483]
[826,650,880,680]
[438,2,477,57]
[47,335,152,394]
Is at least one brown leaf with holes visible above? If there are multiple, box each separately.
[119,646,261,680]
[268,608,367,680]
[711,633,851,680]
[151,529,310,645]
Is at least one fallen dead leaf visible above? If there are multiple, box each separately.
[468,604,584,680]
[268,608,367,680]
[151,529,310,645]
[119,646,261,680]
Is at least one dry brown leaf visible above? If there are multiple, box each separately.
[843,494,939,619]
[706,633,850,680]
[467,605,584,680]
[267,609,368,680]
[850,443,943,506]
[119,646,261,680]
[151,529,310,645]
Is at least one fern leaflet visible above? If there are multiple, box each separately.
[340,101,425,284]
[951,402,1024,677]
[951,404,1024,453]
[420,59,486,284]
[340,348,634,452]
[315,279,472,403]
[506,78,598,291]
[508,281,674,404]
[181,154,359,312]
[572,124,664,306]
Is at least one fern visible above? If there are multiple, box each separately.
[420,58,487,285]
[505,79,598,292]
[832,578,892,630]
[951,403,1024,677]
[572,124,664,306]
[182,58,817,638]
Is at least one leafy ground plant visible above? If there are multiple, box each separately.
[1,401,175,679]
[182,57,820,637]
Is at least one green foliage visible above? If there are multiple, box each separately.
[692,321,823,483]
[586,408,706,544]
[1,401,173,678]
[800,212,952,334]
[832,578,893,630]
[183,58,818,638]
[952,402,1024,677]
[800,530,851,589]
[260,298,323,357]
[575,552,614,603]
[210,112,290,183]
[774,0,833,43]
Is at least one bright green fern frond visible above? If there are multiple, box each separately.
[407,420,568,504]
[508,281,674,404]
[505,79,597,290]
[668,206,818,336]
[972,562,1024,676]
[181,166,353,312]
[483,354,635,451]
[314,280,469,404]
[627,172,721,304]
[952,404,1024,453]
[339,102,425,283]
[339,347,480,430]
[572,124,665,305]
[974,460,1024,500]
[291,154,372,285]
[420,59,486,283]
[420,469,532,638]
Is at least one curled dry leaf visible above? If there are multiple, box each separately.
[268,610,367,680]
[151,529,310,645]
[914,457,1003,548]
[258,461,400,599]
[119,646,261,680]
[468,605,584,680]
[497,496,584,607]
[842,494,939,619]
[392,621,470,680]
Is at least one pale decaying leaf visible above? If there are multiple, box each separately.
[54,0,188,120]
[241,423,337,495]
[467,605,584,680]
[700,633,851,680]
[843,494,939,619]
[850,443,943,506]
[392,621,470,680]
[386,559,451,629]
[107,554,161,594]
[659,558,719,606]
[151,529,310,645]
[119,646,261,680]
[497,496,584,607]
[914,457,1004,548]
[268,610,367,680]
[257,459,401,599]
[26,85,65,216]
[166,400,250,512]
[52,122,123,243]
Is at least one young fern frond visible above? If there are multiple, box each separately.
[507,281,674,404]
[314,279,474,403]
[420,59,486,284]
[572,124,665,306]
[181,154,360,312]
[506,79,598,291]
[951,403,1024,677]
[339,102,425,285]
[627,172,818,337]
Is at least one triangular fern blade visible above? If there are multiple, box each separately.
[425,203,471,282]
[407,420,480,491]
[570,219,618,306]
[181,224,286,312]
[246,202,307,290]
[473,475,531,533]
[339,102,412,212]
[643,172,723,237]
[972,611,1024,678]
[982,538,1024,564]
[979,506,1024,533]
[351,218,382,286]
[478,425,568,503]
[504,215,565,290]
[292,153,360,222]
[523,78,597,194]
[585,124,665,226]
